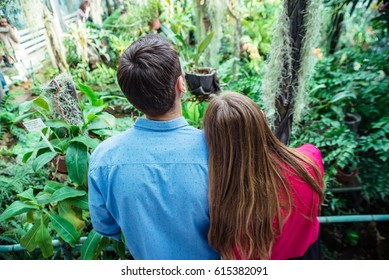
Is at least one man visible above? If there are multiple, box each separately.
[88,34,219,260]
[0,16,29,89]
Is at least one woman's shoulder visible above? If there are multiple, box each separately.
[295,143,324,175]
[296,144,321,158]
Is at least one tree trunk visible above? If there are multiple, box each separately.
[43,5,69,73]
[90,0,103,27]
[227,0,241,82]
[105,0,112,16]
[274,0,307,145]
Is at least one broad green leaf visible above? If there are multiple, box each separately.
[70,135,101,150]
[49,186,86,203]
[20,219,41,252]
[14,112,34,123]
[330,91,356,103]
[32,152,57,172]
[195,31,215,65]
[81,229,103,260]
[46,211,80,247]
[45,120,69,129]
[66,195,89,210]
[0,201,39,222]
[22,151,34,163]
[35,220,54,258]
[78,83,97,102]
[17,189,36,202]
[35,192,51,205]
[58,201,85,231]
[18,100,33,115]
[33,96,50,112]
[66,142,88,186]
[87,119,110,130]
[97,113,116,128]
[44,181,68,194]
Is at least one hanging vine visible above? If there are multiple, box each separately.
[261,0,323,141]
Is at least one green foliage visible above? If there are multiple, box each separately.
[292,38,389,214]
[0,180,87,258]
[182,98,208,128]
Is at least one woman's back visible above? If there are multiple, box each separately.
[204,92,324,260]
[266,144,323,259]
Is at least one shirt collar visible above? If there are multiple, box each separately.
[134,116,189,131]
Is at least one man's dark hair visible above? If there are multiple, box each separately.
[117,34,182,117]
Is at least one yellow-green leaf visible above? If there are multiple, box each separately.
[46,211,80,247]
[58,202,85,231]
[35,221,54,258]
[20,219,41,252]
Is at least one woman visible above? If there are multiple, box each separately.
[77,0,91,23]
[203,92,325,260]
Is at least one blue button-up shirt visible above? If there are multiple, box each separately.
[88,117,219,260]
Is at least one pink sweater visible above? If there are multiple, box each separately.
[234,144,324,260]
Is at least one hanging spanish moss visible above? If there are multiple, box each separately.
[260,0,322,139]
[260,8,292,128]
[293,0,322,124]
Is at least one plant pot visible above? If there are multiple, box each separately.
[185,67,221,96]
[53,154,68,174]
[344,113,361,133]
[335,165,361,187]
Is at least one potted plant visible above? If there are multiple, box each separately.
[161,25,221,98]
[183,31,221,97]
[344,112,361,134]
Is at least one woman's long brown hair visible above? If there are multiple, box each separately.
[203,92,324,260]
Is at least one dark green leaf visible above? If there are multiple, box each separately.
[0,201,39,222]
[66,142,88,186]
[32,152,57,172]
[49,186,86,203]
[22,151,34,163]
[44,181,68,194]
[81,229,103,260]
[70,135,101,150]
[17,189,36,201]
[66,195,89,210]
[195,31,214,65]
[46,211,80,247]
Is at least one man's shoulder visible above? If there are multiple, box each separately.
[89,129,132,169]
